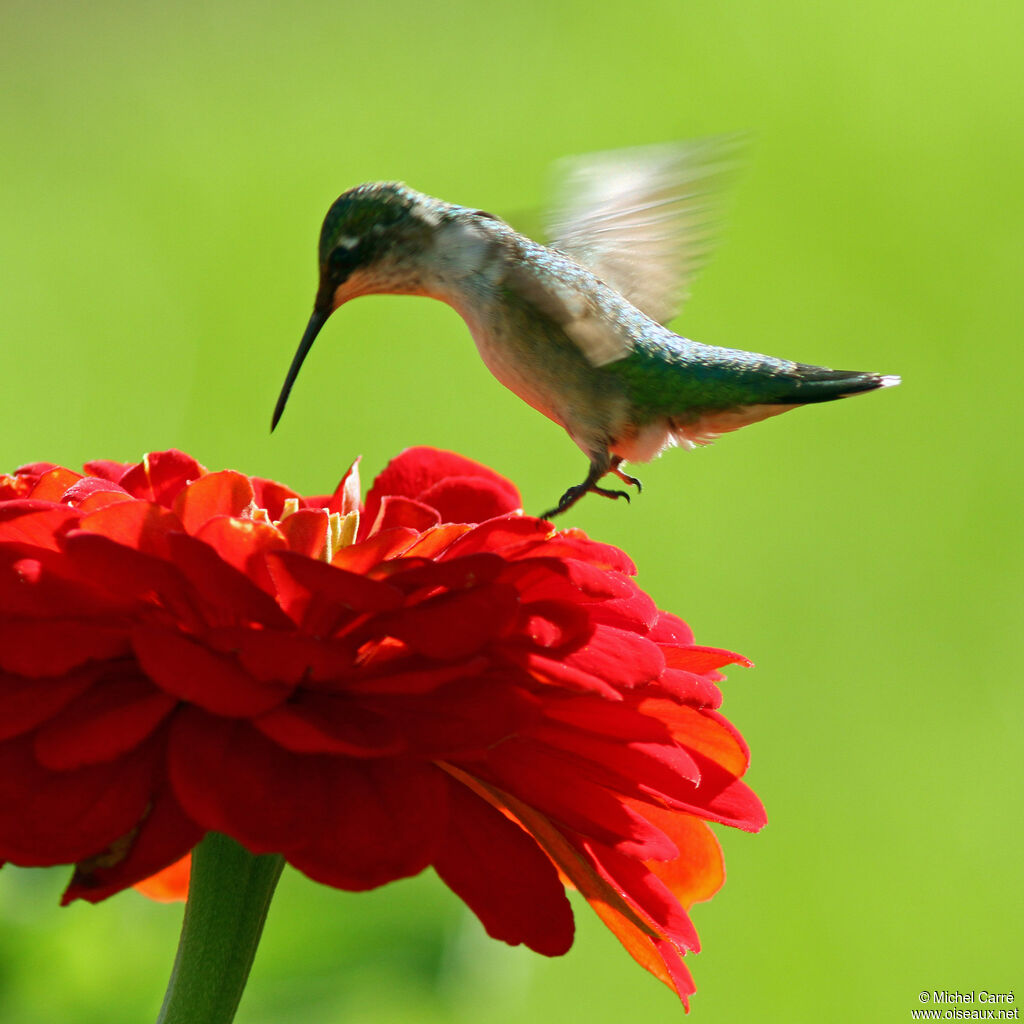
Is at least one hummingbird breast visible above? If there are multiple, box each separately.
[418,218,635,456]
[459,293,634,452]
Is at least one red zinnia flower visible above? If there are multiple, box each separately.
[0,446,764,1007]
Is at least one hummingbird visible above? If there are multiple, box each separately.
[271,138,899,519]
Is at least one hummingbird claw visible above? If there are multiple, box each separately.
[592,485,631,502]
[538,486,586,521]
[610,461,642,493]
[538,462,638,520]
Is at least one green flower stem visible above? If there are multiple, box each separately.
[157,832,285,1024]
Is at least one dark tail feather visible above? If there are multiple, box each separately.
[781,365,901,405]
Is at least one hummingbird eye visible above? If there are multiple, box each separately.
[328,239,364,278]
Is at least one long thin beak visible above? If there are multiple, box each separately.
[270,310,329,431]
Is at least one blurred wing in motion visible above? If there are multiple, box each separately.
[544,135,744,326]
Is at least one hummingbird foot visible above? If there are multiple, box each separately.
[610,457,642,494]
[538,458,635,520]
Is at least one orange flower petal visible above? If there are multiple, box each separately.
[133,854,191,903]
[173,470,255,533]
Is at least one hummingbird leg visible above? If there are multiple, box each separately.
[539,456,632,520]
[610,456,642,494]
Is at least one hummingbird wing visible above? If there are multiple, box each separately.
[544,136,742,327]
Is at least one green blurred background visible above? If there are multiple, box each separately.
[1,1,1021,1021]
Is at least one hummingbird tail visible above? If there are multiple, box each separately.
[781,366,901,405]
[643,366,900,454]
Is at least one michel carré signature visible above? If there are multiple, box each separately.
[930,992,1016,1005]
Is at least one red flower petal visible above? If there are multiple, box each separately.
[578,835,701,952]
[0,668,98,741]
[62,532,195,620]
[250,477,302,520]
[33,671,175,770]
[522,725,702,804]
[381,674,537,756]
[345,655,492,696]
[0,548,123,618]
[398,523,472,559]
[367,495,440,535]
[277,509,328,558]
[192,516,287,593]
[377,551,505,596]
[14,462,59,476]
[434,776,573,955]
[540,696,671,742]
[0,501,79,551]
[165,532,294,629]
[0,474,33,501]
[363,447,521,530]
[518,599,593,650]
[653,667,723,707]
[61,477,134,512]
[510,648,623,699]
[589,585,660,633]
[441,514,553,560]
[132,625,292,716]
[76,500,183,559]
[0,735,158,865]
[664,644,753,674]
[510,556,633,603]
[638,701,750,777]
[419,474,521,524]
[371,582,519,660]
[531,532,637,575]
[446,768,695,1007]
[648,611,696,645]
[558,624,665,689]
[0,618,128,676]
[65,790,203,905]
[287,759,447,890]
[266,550,404,632]
[253,693,403,755]
[504,623,664,697]
[81,459,132,482]
[117,450,205,505]
[655,751,767,832]
[29,467,83,501]
[330,527,422,573]
[202,625,354,685]
[168,709,331,852]
[479,741,679,860]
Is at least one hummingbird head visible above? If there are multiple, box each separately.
[314,181,447,313]
[271,182,451,430]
